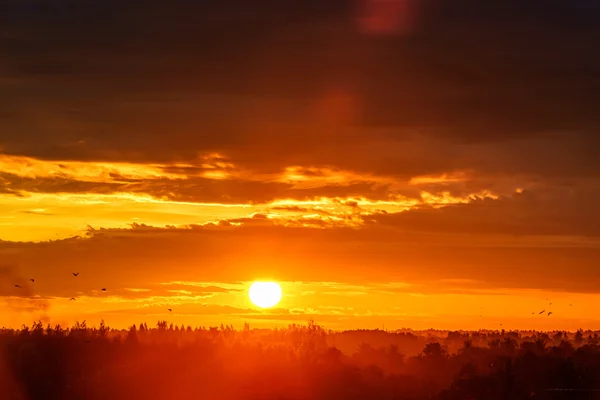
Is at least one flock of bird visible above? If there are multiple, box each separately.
[15,277,572,319]
[477,299,573,323]
[14,272,106,299]
[531,300,573,317]
[14,273,174,312]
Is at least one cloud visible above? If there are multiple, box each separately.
[160,282,242,293]
[2,0,600,329]
[19,209,55,216]
[2,155,521,241]
[124,288,151,293]
[0,154,188,182]
[1,0,599,185]
[1,212,600,297]
[368,188,600,237]
[0,155,413,204]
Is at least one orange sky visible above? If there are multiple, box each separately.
[2,0,600,331]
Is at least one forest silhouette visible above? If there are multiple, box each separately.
[2,320,600,400]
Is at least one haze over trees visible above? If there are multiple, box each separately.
[2,320,600,400]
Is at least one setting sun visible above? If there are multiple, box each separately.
[249,281,283,308]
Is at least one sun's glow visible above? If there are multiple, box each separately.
[249,281,283,308]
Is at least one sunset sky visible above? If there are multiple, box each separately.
[2,0,600,331]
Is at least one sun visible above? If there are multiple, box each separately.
[249,281,282,308]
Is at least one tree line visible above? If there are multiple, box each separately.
[1,320,600,399]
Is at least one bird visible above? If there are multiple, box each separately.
[539,310,545,314]
[101,288,106,292]
[14,284,21,288]
[69,297,76,301]
[168,309,172,312]
[72,272,79,277]
[30,279,35,283]
[548,312,553,316]
[549,303,552,305]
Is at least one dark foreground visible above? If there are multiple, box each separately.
[2,321,600,400]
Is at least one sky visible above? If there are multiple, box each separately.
[1,0,600,331]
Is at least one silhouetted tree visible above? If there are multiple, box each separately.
[575,329,584,346]
[2,321,600,400]
[423,342,446,358]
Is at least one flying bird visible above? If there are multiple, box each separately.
[548,312,553,316]
[14,284,21,288]
[70,298,76,301]
[72,272,79,277]
[30,279,35,283]
[101,288,106,292]
[168,309,172,312]
[539,310,545,314]
[549,303,552,305]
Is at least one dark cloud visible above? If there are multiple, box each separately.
[0,0,599,182]
[137,179,392,204]
[0,169,399,203]
[270,206,311,212]
[369,188,600,237]
[0,172,122,195]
